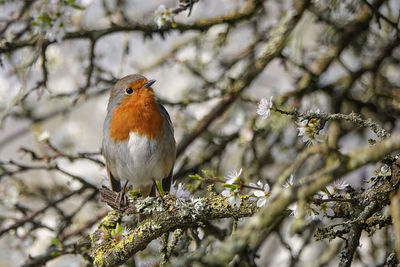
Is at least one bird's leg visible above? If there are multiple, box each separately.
[153,179,165,205]
[117,180,129,209]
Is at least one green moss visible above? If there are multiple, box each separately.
[114,239,127,253]
[93,247,105,266]
[93,238,119,266]
[103,211,121,226]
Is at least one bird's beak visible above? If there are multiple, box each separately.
[141,79,156,89]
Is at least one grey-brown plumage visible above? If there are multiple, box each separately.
[102,74,176,196]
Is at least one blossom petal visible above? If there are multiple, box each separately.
[253,190,265,197]
[221,189,231,197]
[263,183,270,192]
[257,198,267,207]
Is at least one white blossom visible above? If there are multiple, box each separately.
[257,96,273,119]
[37,131,50,142]
[48,18,66,43]
[30,2,76,43]
[310,194,335,220]
[225,168,242,184]
[13,228,34,249]
[297,118,323,145]
[221,188,241,208]
[325,205,335,216]
[0,179,19,207]
[312,109,321,115]
[170,182,191,199]
[332,180,349,191]
[249,180,270,207]
[154,5,172,28]
[309,203,323,220]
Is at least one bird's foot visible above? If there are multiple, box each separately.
[153,180,166,206]
[117,181,129,210]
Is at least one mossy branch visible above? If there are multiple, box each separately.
[90,188,258,267]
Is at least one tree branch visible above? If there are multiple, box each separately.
[177,132,400,266]
[90,187,259,266]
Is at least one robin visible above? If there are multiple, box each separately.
[102,74,176,200]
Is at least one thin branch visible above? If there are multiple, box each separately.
[0,186,87,238]
[177,0,310,156]
[273,108,389,139]
[0,0,262,54]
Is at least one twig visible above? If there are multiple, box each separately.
[0,186,88,238]
[273,108,389,139]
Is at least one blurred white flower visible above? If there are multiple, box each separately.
[37,131,50,142]
[170,182,191,199]
[257,96,273,119]
[13,227,34,250]
[332,180,349,192]
[221,188,241,208]
[48,18,66,43]
[221,168,243,208]
[324,205,335,216]
[154,5,172,28]
[310,194,335,220]
[309,203,323,220]
[249,180,270,207]
[239,126,254,142]
[32,123,50,142]
[0,179,19,207]
[311,109,321,114]
[297,118,323,145]
[283,174,295,188]
[30,3,76,43]
[225,168,242,184]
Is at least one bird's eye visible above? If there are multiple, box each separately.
[125,87,134,95]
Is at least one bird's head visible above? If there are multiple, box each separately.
[107,74,156,113]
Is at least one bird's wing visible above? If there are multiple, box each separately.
[158,103,173,129]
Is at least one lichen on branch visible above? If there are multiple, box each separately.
[90,187,258,267]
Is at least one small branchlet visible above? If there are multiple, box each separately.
[273,107,388,140]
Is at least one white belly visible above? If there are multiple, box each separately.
[114,132,174,188]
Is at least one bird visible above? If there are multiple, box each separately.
[102,74,176,200]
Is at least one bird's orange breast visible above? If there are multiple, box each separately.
[109,87,164,142]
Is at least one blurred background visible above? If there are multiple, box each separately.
[0,0,400,266]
